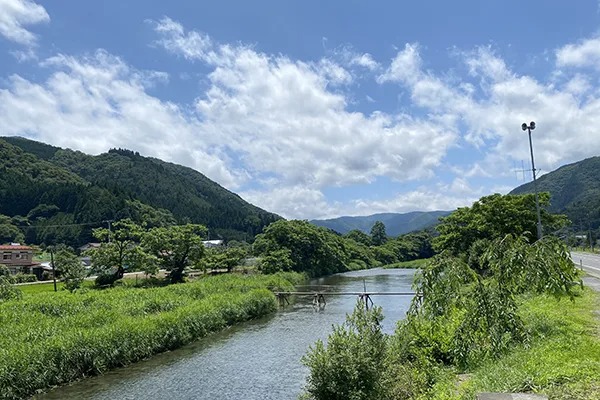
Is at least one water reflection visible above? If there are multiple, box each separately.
[36,268,415,400]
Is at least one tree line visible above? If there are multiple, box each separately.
[302,192,580,399]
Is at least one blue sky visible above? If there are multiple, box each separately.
[1,0,600,219]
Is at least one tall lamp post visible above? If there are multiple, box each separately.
[521,121,543,240]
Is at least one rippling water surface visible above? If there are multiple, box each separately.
[37,268,415,400]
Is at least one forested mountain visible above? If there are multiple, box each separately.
[510,156,600,232]
[310,210,450,236]
[0,137,280,246]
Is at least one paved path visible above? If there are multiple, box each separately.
[571,251,600,280]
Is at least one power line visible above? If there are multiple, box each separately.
[13,221,105,229]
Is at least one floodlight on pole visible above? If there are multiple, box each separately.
[521,121,543,240]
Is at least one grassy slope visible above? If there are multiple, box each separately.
[426,288,600,399]
[383,258,430,269]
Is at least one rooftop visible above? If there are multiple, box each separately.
[0,245,34,251]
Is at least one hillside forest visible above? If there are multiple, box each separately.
[0,137,279,247]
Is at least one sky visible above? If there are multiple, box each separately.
[1,1,600,220]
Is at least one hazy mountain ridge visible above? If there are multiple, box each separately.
[310,210,451,236]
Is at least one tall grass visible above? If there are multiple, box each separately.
[0,273,301,399]
[425,287,600,399]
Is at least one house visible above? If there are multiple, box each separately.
[78,242,101,253]
[202,240,224,248]
[0,244,42,278]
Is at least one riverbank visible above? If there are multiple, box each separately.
[426,283,600,399]
[0,272,302,399]
[383,258,430,269]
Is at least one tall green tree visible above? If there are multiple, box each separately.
[53,247,86,292]
[200,246,247,273]
[253,220,350,277]
[370,221,388,246]
[345,229,372,246]
[434,193,569,255]
[0,214,24,244]
[90,219,149,285]
[143,224,207,283]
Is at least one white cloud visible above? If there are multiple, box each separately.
[0,20,458,220]
[149,17,220,63]
[0,0,48,46]
[241,183,478,220]
[556,36,600,69]
[317,58,353,85]
[349,187,478,217]
[241,186,336,220]
[350,53,379,70]
[0,50,242,189]
[377,43,422,84]
[563,74,591,95]
[331,45,380,71]
[377,41,600,180]
[152,20,457,189]
[464,46,512,82]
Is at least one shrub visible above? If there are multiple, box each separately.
[0,277,22,301]
[94,271,122,287]
[303,302,388,400]
[11,274,37,283]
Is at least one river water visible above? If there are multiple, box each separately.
[36,268,415,400]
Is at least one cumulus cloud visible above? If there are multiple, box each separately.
[0,50,242,188]
[556,36,600,69]
[151,19,457,189]
[377,41,600,177]
[0,19,458,219]
[0,0,48,46]
[350,53,379,70]
[241,186,337,220]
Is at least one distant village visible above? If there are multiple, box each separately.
[0,240,224,282]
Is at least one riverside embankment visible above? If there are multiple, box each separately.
[0,273,301,399]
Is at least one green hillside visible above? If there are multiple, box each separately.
[310,210,450,236]
[0,137,280,246]
[510,156,600,232]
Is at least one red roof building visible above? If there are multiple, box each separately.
[0,244,41,277]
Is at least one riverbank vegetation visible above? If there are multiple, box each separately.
[303,193,596,399]
[383,258,430,269]
[253,219,434,277]
[0,272,302,399]
[434,288,600,399]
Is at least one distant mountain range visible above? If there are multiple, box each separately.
[311,155,600,238]
[310,211,451,236]
[510,156,600,231]
[0,137,280,246]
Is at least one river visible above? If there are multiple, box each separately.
[36,268,415,400]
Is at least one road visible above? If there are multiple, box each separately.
[571,251,600,279]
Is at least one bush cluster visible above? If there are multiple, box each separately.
[4,274,37,284]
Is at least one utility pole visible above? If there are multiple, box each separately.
[49,247,57,292]
[589,221,594,252]
[521,121,543,240]
[103,220,113,243]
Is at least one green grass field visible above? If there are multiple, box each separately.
[426,287,600,399]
